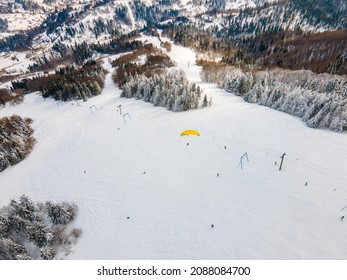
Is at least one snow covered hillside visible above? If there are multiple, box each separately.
[1,37,347,259]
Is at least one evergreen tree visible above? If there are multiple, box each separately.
[202,94,208,108]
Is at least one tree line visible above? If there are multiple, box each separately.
[202,64,347,132]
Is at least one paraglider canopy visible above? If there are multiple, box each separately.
[180,130,200,137]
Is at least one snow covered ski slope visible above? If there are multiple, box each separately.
[1,37,347,259]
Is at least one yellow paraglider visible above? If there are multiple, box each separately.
[180,130,200,137]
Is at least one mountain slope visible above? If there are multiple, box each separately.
[1,37,347,259]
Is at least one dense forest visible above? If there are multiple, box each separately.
[291,0,347,28]
[112,45,201,112]
[0,195,80,260]
[121,70,201,112]
[12,63,107,102]
[0,17,8,32]
[0,88,24,107]
[162,23,347,75]
[0,115,36,172]
[112,43,174,85]
[202,64,347,132]
[42,32,142,67]
[1,0,346,76]
[238,29,347,75]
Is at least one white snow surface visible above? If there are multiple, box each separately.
[1,36,347,259]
